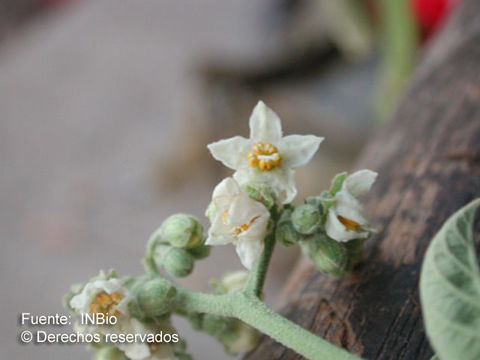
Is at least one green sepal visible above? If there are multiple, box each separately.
[246,183,275,209]
[329,172,347,196]
[187,243,211,259]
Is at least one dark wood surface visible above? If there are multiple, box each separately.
[245,1,480,359]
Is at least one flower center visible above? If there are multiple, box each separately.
[222,211,254,237]
[338,216,362,232]
[89,291,122,316]
[247,142,282,171]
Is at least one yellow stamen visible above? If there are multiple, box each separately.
[247,142,282,171]
[338,216,362,232]
[90,291,122,316]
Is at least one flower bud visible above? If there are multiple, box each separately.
[301,234,349,276]
[163,247,194,277]
[94,347,128,360]
[161,214,204,248]
[135,278,177,318]
[275,208,299,246]
[291,204,321,235]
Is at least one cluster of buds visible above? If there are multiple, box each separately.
[147,214,210,278]
[275,170,377,276]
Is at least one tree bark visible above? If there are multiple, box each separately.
[245,1,480,359]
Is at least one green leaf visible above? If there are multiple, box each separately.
[420,199,480,360]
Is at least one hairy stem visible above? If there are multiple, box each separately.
[174,287,361,360]
[243,230,276,297]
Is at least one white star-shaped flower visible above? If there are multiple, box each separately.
[206,177,270,270]
[207,101,324,204]
[325,170,377,242]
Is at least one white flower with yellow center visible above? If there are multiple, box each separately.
[207,101,323,204]
[325,170,377,242]
[69,275,176,360]
[70,277,130,317]
[206,177,270,270]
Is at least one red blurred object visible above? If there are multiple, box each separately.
[412,0,461,38]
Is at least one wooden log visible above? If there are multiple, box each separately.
[244,0,480,359]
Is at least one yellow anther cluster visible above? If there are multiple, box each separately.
[247,142,282,171]
[89,292,122,316]
[338,216,362,232]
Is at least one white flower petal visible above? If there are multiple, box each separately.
[226,194,269,227]
[206,214,234,245]
[325,208,361,242]
[345,169,377,197]
[334,191,369,226]
[205,233,233,246]
[235,237,264,270]
[212,177,241,210]
[207,136,250,170]
[268,168,297,204]
[249,101,282,143]
[279,135,324,168]
[239,212,270,242]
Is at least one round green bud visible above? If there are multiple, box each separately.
[291,204,321,235]
[161,214,204,248]
[187,244,210,259]
[301,234,348,276]
[136,278,176,318]
[94,347,128,360]
[163,248,194,277]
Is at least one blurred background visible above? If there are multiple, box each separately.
[0,0,459,359]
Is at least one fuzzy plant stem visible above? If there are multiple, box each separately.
[174,288,361,360]
[243,229,276,297]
